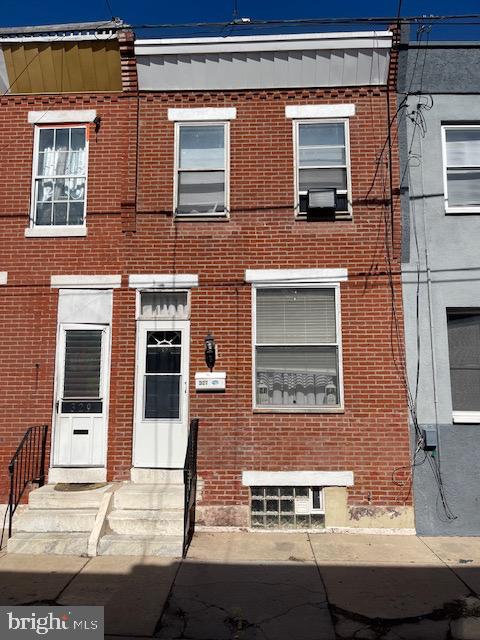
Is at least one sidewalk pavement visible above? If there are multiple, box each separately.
[1,532,480,639]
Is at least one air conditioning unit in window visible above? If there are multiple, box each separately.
[306,188,337,221]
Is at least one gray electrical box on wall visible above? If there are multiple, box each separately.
[422,427,438,450]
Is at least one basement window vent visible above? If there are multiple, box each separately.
[250,486,325,529]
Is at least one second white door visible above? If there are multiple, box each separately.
[133,320,190,468]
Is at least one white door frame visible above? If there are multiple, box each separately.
[133,319,190,468]
[51,322,111,470]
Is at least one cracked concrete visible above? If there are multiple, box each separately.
[2,532,480,639]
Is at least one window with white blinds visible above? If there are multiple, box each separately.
[443,126,480,212]
[255,287,342,408]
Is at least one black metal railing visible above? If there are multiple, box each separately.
[183,417,199,558]
[7,424,48,538]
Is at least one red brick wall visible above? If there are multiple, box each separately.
[0,84,412,512]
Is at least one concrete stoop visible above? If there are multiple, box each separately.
[97,480,185,557]
[7,475,185,557]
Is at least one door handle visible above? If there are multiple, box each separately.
[55,400,60,413]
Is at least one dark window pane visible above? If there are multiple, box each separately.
[71,128,86,151]
[448,311,480,411]
[64,330,102,399]
[55,128,69,150]
[68,201,84,225]
[53,202,68,225]
[144,375,180,419]
[36,202,52,225]
[39,128,54,152]
[146,347,181,373]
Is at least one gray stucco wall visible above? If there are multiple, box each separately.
[399,46,480,535]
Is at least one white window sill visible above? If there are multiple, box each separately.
[295,213,353,221]
[453,411,480,424]
[254,407,344,414]
[25,226,88,238]
[446,207,480,214]
[174,213,229,222]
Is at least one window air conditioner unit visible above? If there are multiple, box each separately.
[306,188,337,221]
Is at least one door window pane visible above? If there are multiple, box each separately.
[447,311,480,411]
[145,376,180,419]
[63,330,102,399]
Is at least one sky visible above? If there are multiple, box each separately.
[1,0,480,40]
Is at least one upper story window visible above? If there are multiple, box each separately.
[254,284,343,410]
[32,125,88,228]
[447,309,480,423]
[442,125,480,213]
[295,120,351,217]
[175,122,228,217]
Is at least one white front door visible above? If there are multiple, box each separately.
[133,320,190,468]
[52,324,109,467]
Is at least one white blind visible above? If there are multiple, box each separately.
[256,288,336,344]
[446,129,480,167]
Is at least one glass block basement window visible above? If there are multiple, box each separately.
[250,486,325,529]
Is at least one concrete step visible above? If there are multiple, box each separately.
[15,508,97,533]
[29,484,111,510]
[7,532,89,555]
[98,533,183,557]
[107,509,184,536]
[131,468,184,484]
[114,484,184,510]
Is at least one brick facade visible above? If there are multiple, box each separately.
[0,32,412,526]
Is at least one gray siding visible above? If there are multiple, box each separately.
[136,40,390,91]
[400,47,480,535]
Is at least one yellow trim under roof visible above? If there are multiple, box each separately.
[3,40,122,94]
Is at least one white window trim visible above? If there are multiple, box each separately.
[28,124,89,234]
[245,268,348,284]
[50,275,122,289]
[25,226,88,238]
[0,272,7,285]
[135,288,191,321]
[441,124,480,214]
[251,280,345,412]
[168,107,236,122]
[242,470,354,486]
[28,110,97,124]
[285,104,355,119]
[293,118,352,219]
[173,121,230,219]
[128,274,199,289]
[452,411,480,424]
